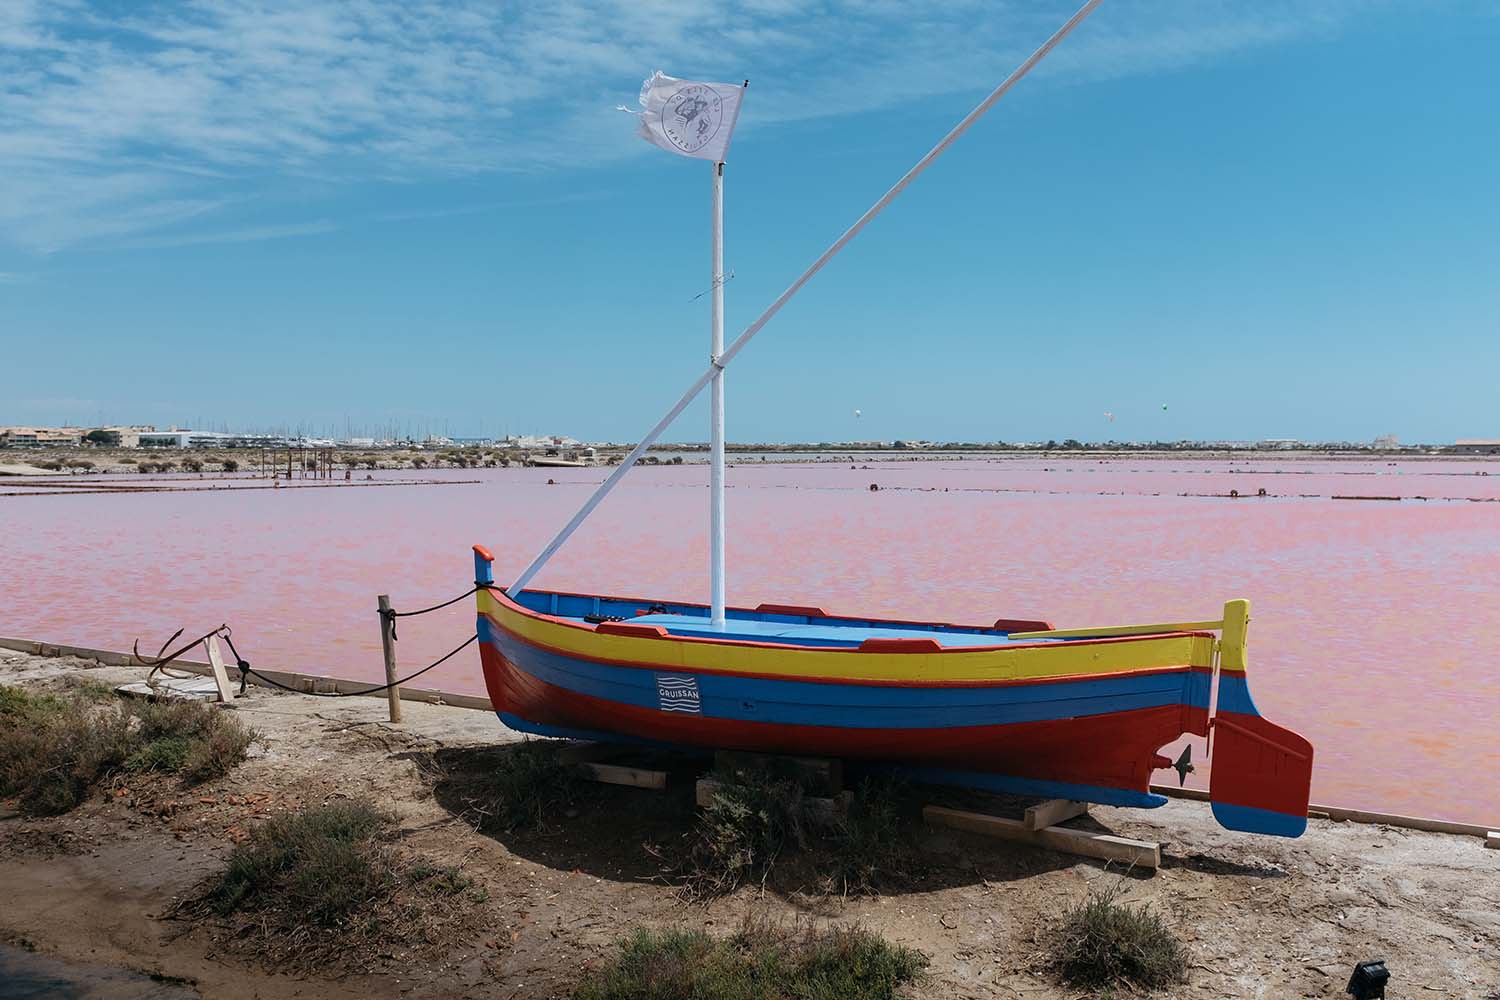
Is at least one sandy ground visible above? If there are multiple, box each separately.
[2,647,1497,1000]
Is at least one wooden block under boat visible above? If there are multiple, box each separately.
[1024,798,1089,830]
[923,804,1161,869]
[580,761,667,790]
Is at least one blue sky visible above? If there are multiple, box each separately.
[2,0,1496,444]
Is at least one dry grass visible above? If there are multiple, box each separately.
[1053,880,1188,992]
[180,800,486,974]
[574,916,927,1000]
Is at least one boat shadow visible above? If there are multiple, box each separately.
[419,743,1181,897]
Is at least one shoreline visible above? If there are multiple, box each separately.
[4,445,1498,480]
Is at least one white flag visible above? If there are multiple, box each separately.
[634,71,744,163]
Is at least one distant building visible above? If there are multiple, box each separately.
[1372,435,1399,451]
[86,425,156,448]
[138,430,240,448]
[1257,439,1301,450]
[0,426,83,447]
[1450,439,1500,455]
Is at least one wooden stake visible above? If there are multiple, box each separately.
[377,594,402,723]
[204,634,236,702]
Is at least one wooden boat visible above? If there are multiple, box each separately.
[471,547,1314,837]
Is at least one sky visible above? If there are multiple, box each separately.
[1,0,1496,445]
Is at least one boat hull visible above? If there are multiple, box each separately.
[471,563,1313,837]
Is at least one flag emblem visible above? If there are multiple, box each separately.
[655,673,702,714]
[632,71,744,163]
[661,83,725,155]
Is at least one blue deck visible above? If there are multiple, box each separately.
[511,590,1065,649]
[624,612,1044,648]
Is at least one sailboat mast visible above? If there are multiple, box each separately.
[506,9,1102,599]
[710,161,727,626]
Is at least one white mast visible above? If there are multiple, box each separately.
[709,159,727,626]
[508,2,1103,598]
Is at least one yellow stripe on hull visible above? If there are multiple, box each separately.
[477,589,1215,684]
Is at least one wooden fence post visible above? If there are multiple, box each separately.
[377,594,402,723]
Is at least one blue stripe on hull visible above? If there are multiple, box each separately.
[1212,801,1308,837]
[1214,673,1259,716]
[480,617,1209,731]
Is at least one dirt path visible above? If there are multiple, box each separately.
[2,648,1496,999]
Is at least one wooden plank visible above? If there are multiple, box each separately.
[1024,798,1088,830]
[1486,832,1499,850]
[204,635,235,702]
[581,762,667,790]
[924,804,1160,869]
[714,749,843,795]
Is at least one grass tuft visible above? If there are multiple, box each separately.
[575,917,926,1000]
[0,685,254,815]
[1053,880,1188,992]
[181,800,485,973]
[470,741,585,833]
[210,801,394,925]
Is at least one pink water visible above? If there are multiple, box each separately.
[3,458,1497,826]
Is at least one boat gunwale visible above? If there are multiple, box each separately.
[478,584,1218,654]
[479,596,1216,690]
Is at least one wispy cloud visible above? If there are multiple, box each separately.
[0,271,32,283]
[115,219,337,250]
[0,0,1399,252]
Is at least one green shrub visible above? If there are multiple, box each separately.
[211,801,394,924]
[574,918,926,1000]
[0,689,136,814]
[221,458,239,472]
[0,686,253,815]
[1054,881,1187,992]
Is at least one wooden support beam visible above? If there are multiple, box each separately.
[1486,832,1499,850]
[924,804,1161,869]
[713,749,843,795]
[581,762,667,790]
[1024,798,1088,830]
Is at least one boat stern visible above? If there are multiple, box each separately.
[1207,600,1315,837]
